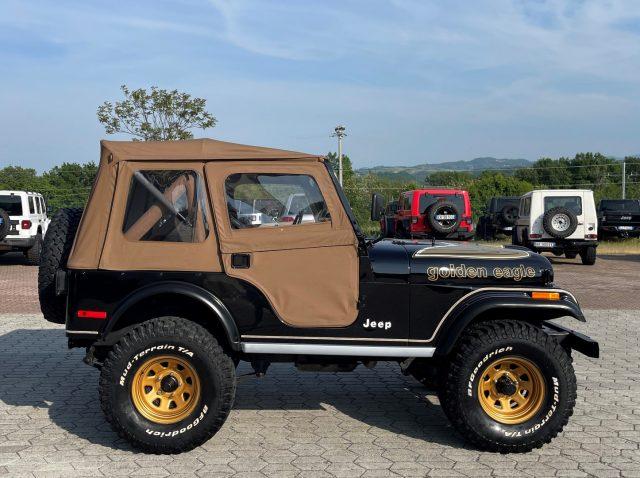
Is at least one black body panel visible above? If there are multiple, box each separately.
[66,238,589,355]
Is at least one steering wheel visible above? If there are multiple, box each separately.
[316,207,331,222]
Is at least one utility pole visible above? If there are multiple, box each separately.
[622,161,626,199]
[332,125,347,186]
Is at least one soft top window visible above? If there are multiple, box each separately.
[544,196,582,215]
[225,173,330,229]
[600,200,640,212]
[122,169,209,242]
[0,195,23,216]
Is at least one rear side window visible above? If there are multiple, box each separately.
[521,197,531,216]
[35,197,42,214]
[225,173,330,229]
[122,170,209,242]
[0,195,23,216]
[544,196,582,215]
[28,197,35,214]
[404,193,413,211]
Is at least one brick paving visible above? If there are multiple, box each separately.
[0,311,639,477]
[1,251,639,476]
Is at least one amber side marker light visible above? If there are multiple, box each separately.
[531,292,560,301]
[77,310,107,319]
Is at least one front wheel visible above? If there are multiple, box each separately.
[99,317,236,454]
[439,320,576,453]
[580,246,596,265]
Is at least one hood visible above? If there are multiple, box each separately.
[402,240,553,285]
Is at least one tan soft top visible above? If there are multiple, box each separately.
[101,139,323,163]
[68,139,327,270]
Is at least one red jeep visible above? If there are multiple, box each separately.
[387,188,473,240]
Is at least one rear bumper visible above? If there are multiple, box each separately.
[0,236,35,250]
[543,321,599,358]
[529,239,598,252]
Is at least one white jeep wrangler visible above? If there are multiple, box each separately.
[0,191,50,265]
[513,189,598,265]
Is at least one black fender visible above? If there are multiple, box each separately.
[433,289,585,357]
[102,281,241,351]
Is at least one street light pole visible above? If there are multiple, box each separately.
[622,161,626,199]
[332,125,347,186]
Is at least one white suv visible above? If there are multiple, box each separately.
[513,189,598,265]
[0,191,50,265]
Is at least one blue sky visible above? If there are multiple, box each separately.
[0,0,639,170]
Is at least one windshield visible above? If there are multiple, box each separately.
[600,200,640,212]
[419,193,465,214]
[286,194,311,215]
[0,195,23,216]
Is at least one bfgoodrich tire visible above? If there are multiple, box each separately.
[38,208,83,324]
[439,320,576,453]
[99,317,236,454]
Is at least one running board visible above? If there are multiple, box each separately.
[240,342,436,358]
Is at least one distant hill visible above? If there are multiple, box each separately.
[356,157,532,182]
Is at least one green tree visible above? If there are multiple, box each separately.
[0,166,42,191]
[97,85,216,141]
[468,172,534,218]
[425,171,473,188]
[325,152,355,183]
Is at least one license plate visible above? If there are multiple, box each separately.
[503,226,513,231]
[618,226,634,231]
[435,214,456,220]
[533,241,555,248]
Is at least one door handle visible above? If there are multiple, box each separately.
[231,253,251,269]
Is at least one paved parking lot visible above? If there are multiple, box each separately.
[0,253,639,477]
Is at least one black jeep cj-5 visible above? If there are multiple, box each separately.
[38,139,598,454]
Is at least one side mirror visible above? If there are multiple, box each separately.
[370,193,385,221]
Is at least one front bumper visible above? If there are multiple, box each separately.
[543,321,599,358]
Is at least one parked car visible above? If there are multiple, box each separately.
[0,190,49,264]
[513,189,598,265]
[597,199,640,239]
[379,200,398,237]
[387,188,473,240]
[476,196,520,240]
[38,139,598,454]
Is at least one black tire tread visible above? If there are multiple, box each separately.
[25,233,42,266]
[99,316,236,454]
[440,319,576,453]
[38,208,83,324]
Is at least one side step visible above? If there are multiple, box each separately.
[240,342,436,358]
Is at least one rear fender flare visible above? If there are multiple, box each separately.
[434,292,584,357]
[104,281,240,351]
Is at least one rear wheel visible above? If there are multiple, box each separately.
[580,246,596,265]
[99,317,236,454]
[439,320,576,453]
[24,233,42,265]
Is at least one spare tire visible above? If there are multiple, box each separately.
[543,207,577,239]
[499,204,519,226]
[427,202,461,235]
[0,209,9,241]
[38,208,83,324]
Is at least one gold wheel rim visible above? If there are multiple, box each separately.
[477,355,545,425]
[131,354,201,425]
